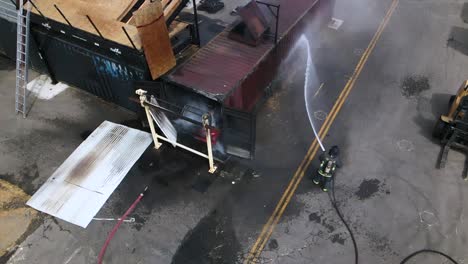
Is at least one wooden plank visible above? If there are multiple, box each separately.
[162,0,172,8]
[127,0,175,25]
[134,1,176,79]
[126,0,151,25]
[116,0,140,21]
[163,0,181,20]
[133,0,164,25]
[168,20,189,38]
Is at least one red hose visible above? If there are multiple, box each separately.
[97,187,147,264]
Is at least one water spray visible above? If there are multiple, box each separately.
[298,35,325,152]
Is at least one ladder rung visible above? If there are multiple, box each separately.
[15,10,30,118]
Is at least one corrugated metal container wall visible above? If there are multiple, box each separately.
[35,30,147,110]
[0,17,148,111]
[0,0,16,23]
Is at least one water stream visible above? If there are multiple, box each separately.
[293,34,326,151]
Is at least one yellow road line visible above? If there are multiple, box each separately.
[314,83,325,98]
[245,0,399,262]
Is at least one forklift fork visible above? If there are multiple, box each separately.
[437,126,468,180]
[438,129,453,169]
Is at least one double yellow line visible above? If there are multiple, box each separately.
[244,0,399,262]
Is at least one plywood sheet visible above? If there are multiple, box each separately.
[26,121,152,228]
[134,1,176,79]
[30,0,141,49]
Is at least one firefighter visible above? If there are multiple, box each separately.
[313,146,341,192]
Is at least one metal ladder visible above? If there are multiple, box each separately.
[15,0,31,118]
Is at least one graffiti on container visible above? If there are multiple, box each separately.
[92,56,144,81]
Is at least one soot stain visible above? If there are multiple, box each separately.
[355,179,381,200]
[401,75,430,98]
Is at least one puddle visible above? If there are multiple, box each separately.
[171,205,242,264]
[355,179,380,200]
[400,75,430,98]
[330,233,346,245]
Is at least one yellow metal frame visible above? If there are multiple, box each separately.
[441,80,468,123]
[136,89,217,173]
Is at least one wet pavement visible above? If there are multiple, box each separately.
[3,0,468,263]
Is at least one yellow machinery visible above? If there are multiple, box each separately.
[433,80,468,178]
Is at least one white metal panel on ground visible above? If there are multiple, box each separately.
[27,121,152,228]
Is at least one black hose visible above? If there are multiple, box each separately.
[329,176,459,264]
[399,249,459,264]
[329,177,359,264]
